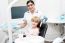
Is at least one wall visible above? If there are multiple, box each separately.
[0,0,9,23]
[35,0,62,22]
[62,0,65,14]
[8,0,13,4]
[12,0,27,7]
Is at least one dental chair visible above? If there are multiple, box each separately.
[39,23,48,37]
[39,16,48,37]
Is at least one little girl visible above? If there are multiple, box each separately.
[29,16,41,36]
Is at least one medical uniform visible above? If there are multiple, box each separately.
[24,10,47,28]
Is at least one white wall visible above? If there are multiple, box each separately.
[0,0,9,23]
[62,0,65,14]
[35,0,63,22]
[12,0,27,7]
[8,0,13,4]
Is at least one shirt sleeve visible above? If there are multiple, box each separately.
[24,12,27,19]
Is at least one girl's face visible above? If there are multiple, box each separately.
[32,21,38,28]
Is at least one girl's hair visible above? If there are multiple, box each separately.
[31,16,41,28]
[26,0,35,5]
